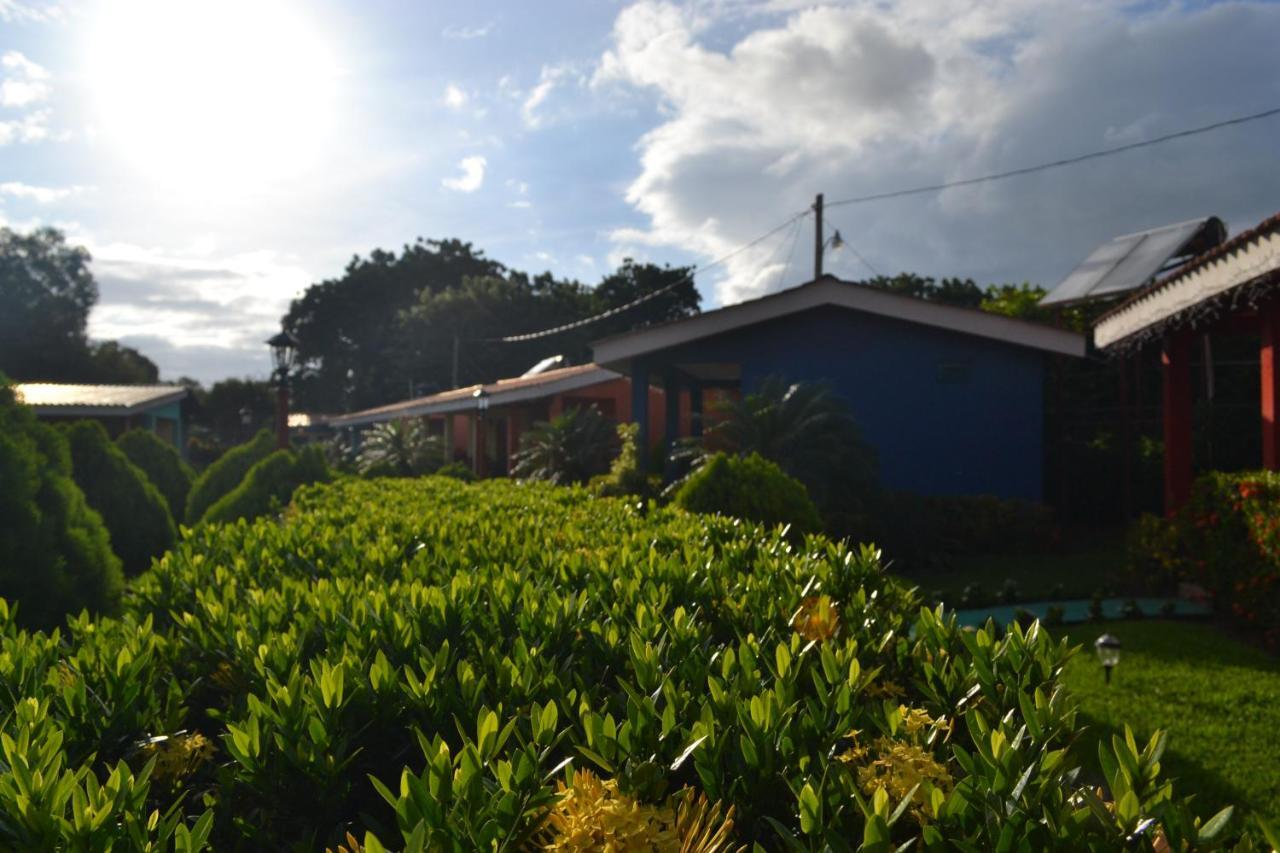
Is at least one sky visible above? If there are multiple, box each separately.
[2,0,1279,385]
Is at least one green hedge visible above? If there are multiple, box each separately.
[185,429,275,524]
[116,428,195,521]
[0,477,1244,848]
[675,452,825,534]
[0,379,122,627]
[1128,470,1280,651]
[61,420,176,576]
[202,445,331,525]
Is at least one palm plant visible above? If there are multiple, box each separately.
[673,376,879,531]
[511,405,618,485]
[356,419,445,477]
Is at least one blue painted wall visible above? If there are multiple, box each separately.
[647,307,1046,500]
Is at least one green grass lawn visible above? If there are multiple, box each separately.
[1057,619,1280,825]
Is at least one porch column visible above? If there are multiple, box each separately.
[442,415,454,464]
[1162,328,1193,514]
[689,382,704,439]
[662,369,680,481]
[631,360,650,471]
[469,413,479,476]
[1261,299,1280,469]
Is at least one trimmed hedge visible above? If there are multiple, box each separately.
[675,451,823,533]
[61,420,177,576]
[201,445,331,525]
[117,428,195,521]
[185,429,275,524]
[0,477,1240,849]
[0,379,122,626]
[1128,470,1280,651]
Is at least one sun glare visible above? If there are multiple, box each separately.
[86,0,339,193]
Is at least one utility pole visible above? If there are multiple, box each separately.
[813,193,824,279]
[451,335,460,389]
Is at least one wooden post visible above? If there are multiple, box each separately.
[813,193,824,279]
[1162,329,1193,514]
[1261,300,1280,469]
[662,369,679,482]
[275,383,289,450]
[689,382,704,439]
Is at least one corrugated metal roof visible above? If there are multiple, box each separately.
[1041,217,1226,306]
[14,383,187,414]
[329,364,620,428]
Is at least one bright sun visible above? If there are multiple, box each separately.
[86,0,339,192]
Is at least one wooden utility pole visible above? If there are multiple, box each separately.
[813,193,824,279]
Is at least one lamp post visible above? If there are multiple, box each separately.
[266,330,299,450]
[1094,634,1121,685]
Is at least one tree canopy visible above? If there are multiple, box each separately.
[283,241,698,412]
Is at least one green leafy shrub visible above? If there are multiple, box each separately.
[201,445,330,525]
[0,377,122,626]
[117,428,195,521]
[591,422,660,499]
[674,451,823,533]
[435,460,475,481]
[511,405,617,484]
[876,491,1054,570]
[185,429,275,524]
[355,419,444,477]
[61,419,176,576]
[0,476,1245,848]
[1128,471,1280,650]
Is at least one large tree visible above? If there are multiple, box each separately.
[284,238,699,412]
[0,227,97,380]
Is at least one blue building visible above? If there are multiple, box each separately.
[592,275,1085,500]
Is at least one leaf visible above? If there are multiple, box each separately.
[671,734,708,772]
[1197,806,1234,843]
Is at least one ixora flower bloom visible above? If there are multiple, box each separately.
[542,769,738,852]
[836,708,954,823]
[791,594,839,643]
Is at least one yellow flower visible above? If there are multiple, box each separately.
[542,769,739,852]
[898,705,949,737]
[856,739,953,822]
[791,595,839,643]
[865,680,905,700]
[139,731,216,784]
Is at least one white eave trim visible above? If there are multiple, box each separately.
[25,391,188,418]
[1095,231,1280,349]
[593,277,1084,369]
[328,367,621,428]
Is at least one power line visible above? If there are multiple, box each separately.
[481,209,808,343]
[777,216,804,289]
[823,216,880,277]
[827,105,1280,209]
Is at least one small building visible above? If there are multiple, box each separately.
[1093,210,1280,513]
[14,383,188,449]
[329,364,689,476]
[592,275,1085,500]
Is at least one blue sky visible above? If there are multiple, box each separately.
[2,0,1279,384]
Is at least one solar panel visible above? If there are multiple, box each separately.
[1040,216,1225,306]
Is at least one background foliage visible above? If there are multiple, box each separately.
[0,375,122,627]
[61,419,176,577]
[674,451,823,534]
[201,445,330,525]
[117,428,196,521]
[184,429,275,524]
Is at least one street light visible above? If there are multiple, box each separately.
[472,386,490,414]
[266,329,299,450]
[1094,634,1121,685]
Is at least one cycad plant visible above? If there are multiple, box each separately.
[511,405,618,485]
[356,419,445,477]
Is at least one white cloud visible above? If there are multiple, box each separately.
[0,0,66,22]
[0,109,50,145]
[0,181,84,202]
[599,0,1280,305]
[443,22,494,40]
[1,51,51,107]
[508,200,532,209]
[522,64,576,128]
[442,155,487,192]
[443,83,468,109]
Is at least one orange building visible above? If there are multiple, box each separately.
[328,364,698,476]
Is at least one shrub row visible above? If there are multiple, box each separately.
[0,476,1241,849]
[1128,470,1280,651]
